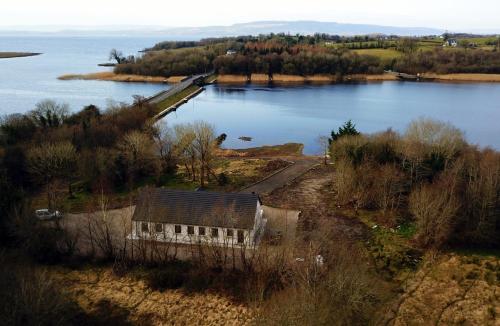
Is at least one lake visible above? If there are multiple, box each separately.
[0,36,169,114]
[165,82,500,154]
[1,37,499,153]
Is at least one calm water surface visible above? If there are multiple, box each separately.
[1,37,499,153]
[165,83,500,154]
[0,36,169,114]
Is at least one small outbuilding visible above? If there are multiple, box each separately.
[130,188,265,247]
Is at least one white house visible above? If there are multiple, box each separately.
[226,49,237,56]
[443,39,458,47]
[130,188,265,247]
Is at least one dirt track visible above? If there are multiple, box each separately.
[241,158,319,195]
[263,164,369,242]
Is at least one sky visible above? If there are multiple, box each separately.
[1,0,499,32]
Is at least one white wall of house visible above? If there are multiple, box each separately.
[130,200,265,247]
[131,221,255,247]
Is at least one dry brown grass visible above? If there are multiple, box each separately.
[250,74,269,83]
[386,253,499,326]
[51,266,253,325]
[217,73,398,84]
[271,74,307,83]
[218,73,500,84]
[423,73,500,82]
[216,74,249,83]
[58,72,185,83]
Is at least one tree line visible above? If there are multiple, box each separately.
[0,99,223,238]
[114,33,500,78]
[329,119,499,249]
[395,47,500,74]
[116,40,385,78]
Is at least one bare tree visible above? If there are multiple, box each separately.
[26,141,77,208]
[317,135,330,165]
[30,100,69,129]
[409,175,460,248]
[152,121,178,174]
[118,131,159,186]
[174,124,198,181]
[109,48,125,64]
[192,121,216,187]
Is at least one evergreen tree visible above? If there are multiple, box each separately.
[329,120,360,144]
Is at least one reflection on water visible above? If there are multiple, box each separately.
[165,82,500,154]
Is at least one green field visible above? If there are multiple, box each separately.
[333,35,498,60]
[352,48,401,60]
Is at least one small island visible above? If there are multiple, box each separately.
[0,52,41,59]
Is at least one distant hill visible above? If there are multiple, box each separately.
[0,21,445,38]
[163,21,444,38]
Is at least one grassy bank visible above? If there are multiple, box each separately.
[0,52,41,59]
[154,84,201,111]
[217,143,304,157]
[216,73,500,84]
[423,73,500,82]
[58,71,185,83]
[217,73,397,84]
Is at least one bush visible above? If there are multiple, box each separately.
[146,261,191,291]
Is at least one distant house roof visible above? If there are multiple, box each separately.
[132,188,260,229]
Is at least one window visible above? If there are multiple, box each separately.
[198,227,206,236]
[174,225,182,234]
[226,229,234,237]
[237,230,244,244]
[211,228,219,238]
[187,226,194,235]
[141,222,149,233]
[155,223,163,233]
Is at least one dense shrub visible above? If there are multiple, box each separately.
[330,119,500,248]
[395,48,500,74]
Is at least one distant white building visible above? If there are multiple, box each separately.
[443,39,458,47]
[226,49,237,56]
[130,188,265,247]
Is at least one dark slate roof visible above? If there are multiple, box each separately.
[132,188,260,230]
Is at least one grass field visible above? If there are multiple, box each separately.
[352,48,401,60]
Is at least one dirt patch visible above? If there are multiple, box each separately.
[263,165,370,242]
[52,267,253,325]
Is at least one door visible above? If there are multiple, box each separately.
[237,230,244,244]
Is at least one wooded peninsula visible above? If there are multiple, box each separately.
[112,33,500,80]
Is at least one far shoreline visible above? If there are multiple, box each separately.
[58,71,500,85]
[0,52,41,59]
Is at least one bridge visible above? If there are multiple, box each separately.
[145,72,214,121]
[146,73,211,105]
